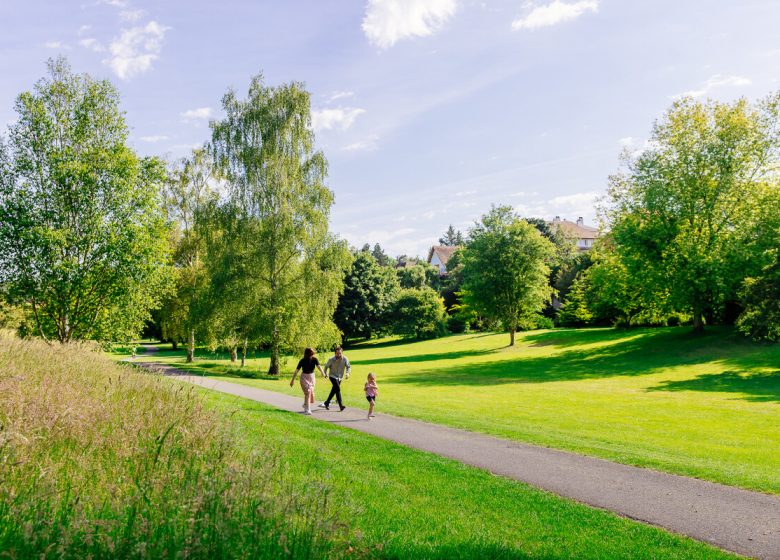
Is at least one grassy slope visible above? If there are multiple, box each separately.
[118,327,780,494]
[200,388,737,560]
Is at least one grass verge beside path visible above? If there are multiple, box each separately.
[200,388,737,560]
[118,326,780,494]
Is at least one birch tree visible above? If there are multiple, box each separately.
[210,73,350,374]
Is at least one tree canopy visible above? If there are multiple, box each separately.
[210,73,351,373]
[603,93,780,331]
[0,58,169,343]
[461,206,555,345]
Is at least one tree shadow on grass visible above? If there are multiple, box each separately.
[354,349,495,366]
[388,328,779,387]
[647,370,780,403]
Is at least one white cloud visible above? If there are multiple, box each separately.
[78,25,92,36]
[512,1,599,31]
[362,0,457,49]
[104,20,170,80]
[311,107,365,132]
[180,107,213,122]
[619,136,634,147]
[139,135,168,143]
[342,134,380,152]
[675,74,752,99]
[455,190,476,197]
[79,38,105,52]
[120,9,146,22]
[44,41,70,49]
[329,91,354,102]
[98,0,128,7]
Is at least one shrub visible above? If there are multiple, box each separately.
[0,337,353,558]
[390,287,448,339]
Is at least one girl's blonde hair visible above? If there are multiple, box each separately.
[367,372,376,380]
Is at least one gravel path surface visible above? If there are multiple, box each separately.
[134,361,780,559]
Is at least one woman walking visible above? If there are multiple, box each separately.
[290,347,324,415]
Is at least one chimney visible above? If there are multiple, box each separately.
[577,217,584,226]
[554,215,561,222]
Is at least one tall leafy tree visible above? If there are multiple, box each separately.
[461,206,555,345]
[604,93,780,331]
[210,72,351,374]
[0,58,169,343]
[159,148,217,362]
[334,251,399,342]
[389,287,447,340]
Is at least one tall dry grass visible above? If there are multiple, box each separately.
[0,336,349,558]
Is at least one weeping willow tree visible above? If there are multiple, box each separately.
[210,73,351,375]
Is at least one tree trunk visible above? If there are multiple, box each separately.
[241,338,248,368]
[172,340,178,350]
[186,329,195,363]
[692,301,704,332]
[509,329,516,346]
[230,345,237,363]
[268,329,280,375]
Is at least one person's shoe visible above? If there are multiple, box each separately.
[339,405,346,411]
[369,413,376,417]
[367,416,372,420]
[303,408,312,415]
[317,403,327,408]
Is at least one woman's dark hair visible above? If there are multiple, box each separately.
[304,347,316,358]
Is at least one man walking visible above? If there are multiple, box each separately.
[320,346,350,411]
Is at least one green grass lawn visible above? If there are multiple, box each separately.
[117,326,780,494]
[200,388,737,559]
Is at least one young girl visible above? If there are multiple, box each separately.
[364,372,378,419]
[290,348,324,415]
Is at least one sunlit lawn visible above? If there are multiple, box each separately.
[115,326,780,494]
[199,389,736,560]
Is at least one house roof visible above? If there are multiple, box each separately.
[548,217,599,240]
[427,245,459,266]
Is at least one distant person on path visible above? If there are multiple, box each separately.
[365,372,378,419]
[290,347,324,415]
[320,346,350,411]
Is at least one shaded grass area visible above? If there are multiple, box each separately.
[116,327,780,493]
[0,336,351,559]
[199,389,738,559]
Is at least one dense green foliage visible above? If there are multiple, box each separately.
[0,59,169,343]
[603,94,780,331]
[389,286,448,339]
[461,206,555,345]
[334,250,399,341]
[738,236,780,340]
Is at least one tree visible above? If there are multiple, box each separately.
[604,93,780,331]
[397,262,440,291]
[0,58,169,343]
[334,251,399,342]
[737,229,780,341]
[556,273,593,327]
[371,243,393,267]
[439,224,464,246]
[210,72,351,374]
[461,206,555,345]
[389,287,447,340]
[160,148,217,362]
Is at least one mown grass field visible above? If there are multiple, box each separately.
[1,334,737,558]
[117,326,780,494]
[198,388,737,559]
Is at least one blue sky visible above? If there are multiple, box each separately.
[1,0,779,257]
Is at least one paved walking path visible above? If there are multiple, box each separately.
[135,360,780,559]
